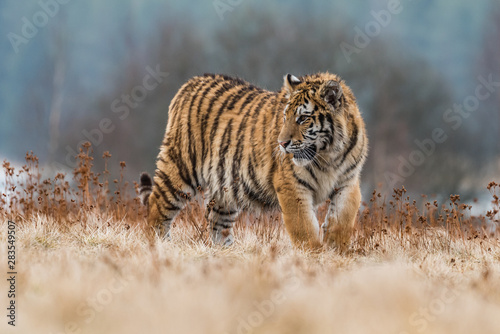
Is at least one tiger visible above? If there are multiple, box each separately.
[139,72,368,250]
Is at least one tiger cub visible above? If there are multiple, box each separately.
[139,72,368,250]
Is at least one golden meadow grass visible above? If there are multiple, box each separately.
[1,144,500,334]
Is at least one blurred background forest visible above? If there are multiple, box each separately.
[0,0,499,206]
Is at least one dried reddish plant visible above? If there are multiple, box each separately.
[0,144,498,253]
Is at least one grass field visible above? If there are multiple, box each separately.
[1,149,500,334]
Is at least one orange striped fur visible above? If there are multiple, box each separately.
[140,72,368,249]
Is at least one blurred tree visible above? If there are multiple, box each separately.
[5,0,492,201]
[61,15,207,177]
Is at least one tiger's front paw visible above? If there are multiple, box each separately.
[155,222,171,241]
[212,229,234,247]
[323,225,352,252]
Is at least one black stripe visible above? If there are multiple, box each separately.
[293,171,315,192]
[186,82,204,189]
[340,116,358,165]
[227,86,252,111]
[343,131,366,171]
[164,89,186,148]
[218,218,234,224]
[169,86,190,118]
[157,217,174,225]
[324,114,334,145]
[197,80,220,123]
[171,82,199,190]
[304,165,319,185]
[212,207,237,216]
[327,132,334,146]
[260,96,271,145]
[328,186,345,201]
[342,141,366,176]
[199,80,224,164]
[153,187,180,212]
[242,181,269,206]
[326,113,333,127]
[206,91,244,186]
[247,154,260,189]
[251,94,272,178]
[217,119,234,190]
[265,97,279,187]
[204,73,259,90]
[214,221,233,228]
[250,94,269,142]
[167,87,195,191]
[231,92,264,200]
[157,201,171,219]
[335,122,346,144]
[267,152,277,190]
[156,168,181,201]
[339,171,356,184]
[239,89,260,111]
[139,186,152,194]
[204,85,248,164]
[170,83,195,141]
[272,96,280,127]
[318,113,325,128]
[163,147,196,193]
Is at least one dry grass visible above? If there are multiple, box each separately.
[1,145,500,334]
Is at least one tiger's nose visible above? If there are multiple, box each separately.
[279,140,291,148]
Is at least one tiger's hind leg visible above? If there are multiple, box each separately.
[206,204,239,246]
[142,169,192,241]
[147,189,186,241]
[140,173,173,240]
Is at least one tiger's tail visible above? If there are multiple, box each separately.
[139,172,153,206]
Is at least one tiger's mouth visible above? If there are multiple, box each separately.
[293,151,317,161]
[291,144,317,166]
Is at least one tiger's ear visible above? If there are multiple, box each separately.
[320,80,343,109]
[283,74,301,96]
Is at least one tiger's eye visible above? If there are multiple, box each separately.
[297,115,308,124]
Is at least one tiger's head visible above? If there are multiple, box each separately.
[278,73,348,167]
